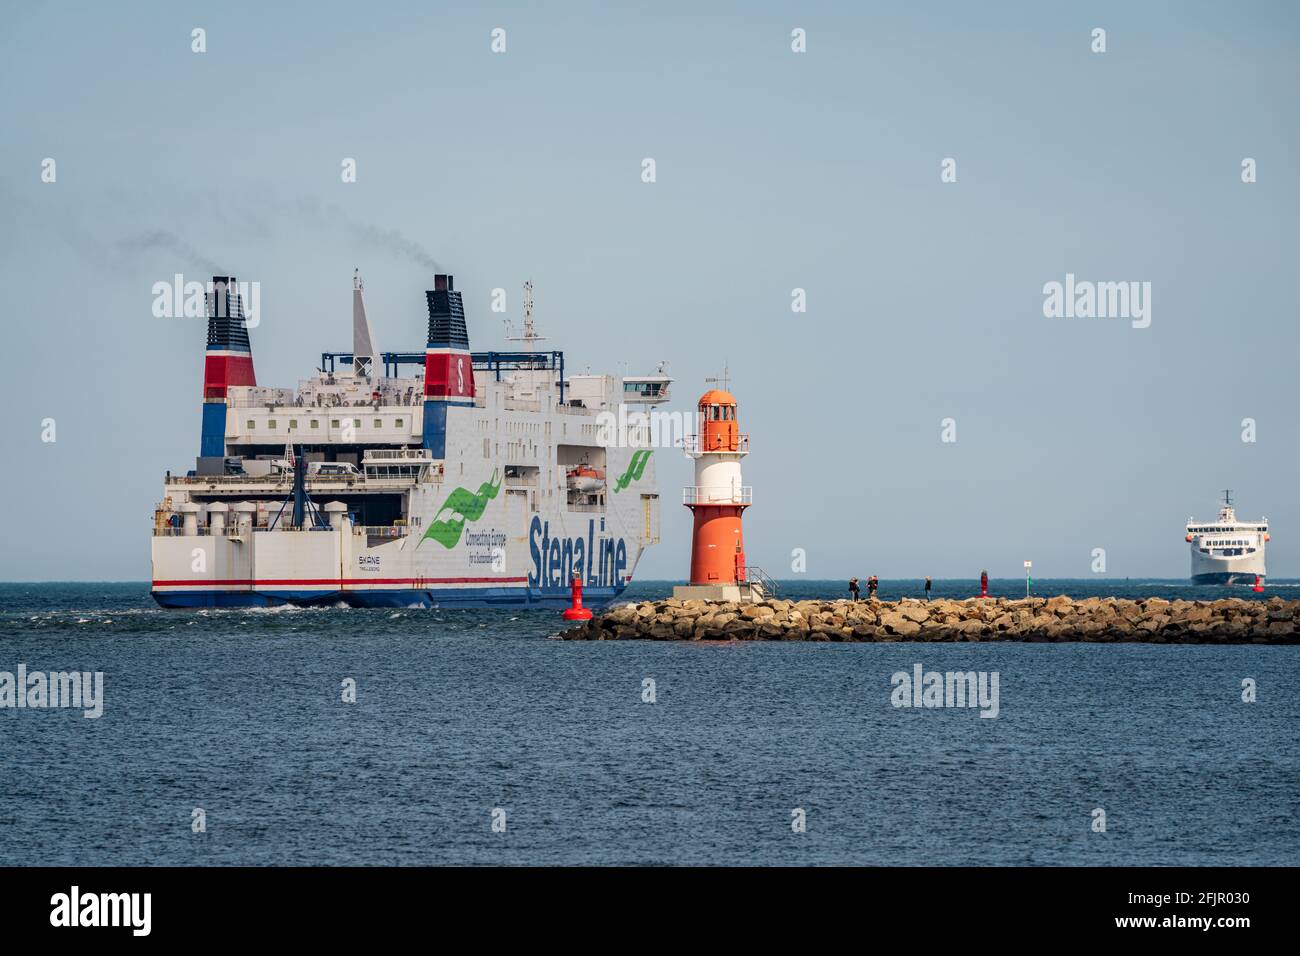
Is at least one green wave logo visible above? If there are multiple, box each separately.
[613,450,652,493]
[421,470,502,549]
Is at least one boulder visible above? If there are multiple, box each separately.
[900,604,931,623]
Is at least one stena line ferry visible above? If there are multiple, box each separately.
[151,272,670,608]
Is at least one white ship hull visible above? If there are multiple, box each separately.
[152,421,660,609]
[152,515,642,609]
[1189,550,1265,585]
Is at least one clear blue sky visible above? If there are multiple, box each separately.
[2,1,1298,580]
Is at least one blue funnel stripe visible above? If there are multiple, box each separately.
[200,401,226,457]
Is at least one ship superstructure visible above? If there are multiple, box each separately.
[1186,490,1268,585]
[152,273,669,608]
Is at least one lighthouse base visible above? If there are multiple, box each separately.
[672,582,765,604]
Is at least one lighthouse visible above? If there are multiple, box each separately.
[672,383,761,602]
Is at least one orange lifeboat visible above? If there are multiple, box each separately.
[566,464,606,494]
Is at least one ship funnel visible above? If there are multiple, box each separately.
[200,275,256,458]
[425,275,468,351]
[421,273,474,457]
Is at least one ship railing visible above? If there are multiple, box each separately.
[503,398,542,412]
[555,403,597,417]
[166,473,423,488]
[224,389,297,408]
[166,474,294,486]
[682,486,753,506]
[153,526,248,538]
[356,525,412,538]
[363,448,433,461]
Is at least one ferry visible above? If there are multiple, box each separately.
[151,272,669,608]
[1186,491,1268,585]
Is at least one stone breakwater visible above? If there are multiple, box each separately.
[559,596,1300,643]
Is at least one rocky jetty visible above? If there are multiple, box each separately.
[559,596,1300,643]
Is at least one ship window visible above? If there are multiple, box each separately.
[268,419,277,429]
[374,419,383,428]
[289,419,298,428]
[395,418,404,428]
[331,419,340,428]
[353,419,361,429]
[310,420,319,429]
[247,420,255,430]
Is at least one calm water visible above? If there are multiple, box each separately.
[0,580,1296,866]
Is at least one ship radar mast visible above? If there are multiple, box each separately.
[1218,488,1236,523]
[505,279,547,350]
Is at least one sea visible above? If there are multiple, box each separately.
[1,579,1296,866]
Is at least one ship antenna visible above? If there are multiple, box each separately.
[523,279,535,342]
[504,279,547,359]
[1224,488,1233,506]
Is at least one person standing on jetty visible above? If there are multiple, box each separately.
[924,576,932,601]
[867,575,878,600]
[848,577,860,601]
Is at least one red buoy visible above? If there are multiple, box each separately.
[562,572,593,621]
[979,569,989,599]
[1253,574,1265,593]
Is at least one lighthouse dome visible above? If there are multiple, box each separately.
[697,389,735,406]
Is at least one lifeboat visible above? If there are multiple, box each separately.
[566,464,605,494]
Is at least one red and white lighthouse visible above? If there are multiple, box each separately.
[674,385,757,601]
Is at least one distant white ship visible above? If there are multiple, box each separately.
[1186,491,1268,585]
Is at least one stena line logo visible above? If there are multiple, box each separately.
[529,516,627,590]
[613,450,652,493]
[421,471,501,549]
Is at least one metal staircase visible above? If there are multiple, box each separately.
[744,566,778,599]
